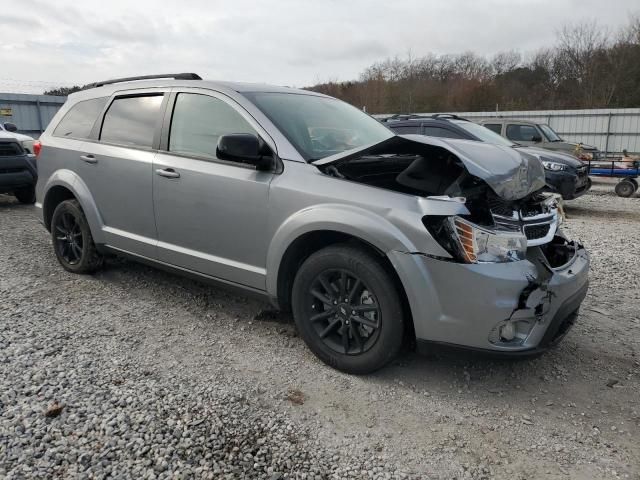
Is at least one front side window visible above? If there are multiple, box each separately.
[538,124,562,142]
[53,97,108,139]
[100,95,164,148]
[506,124,540,142]
[243,92,393,161]
[169,93,256,159]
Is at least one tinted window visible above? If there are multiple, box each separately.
[484,123,502,134]
[100,95,163,148]
[506,124,539,142]
[53,97,108,139]
[392,125,421,134]
[169,93,256,159]
[422,126,465,139]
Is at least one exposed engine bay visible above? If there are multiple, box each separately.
[320,148,560,247]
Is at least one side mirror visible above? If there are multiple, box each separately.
[3,122,18,132]
[217,134,271,169]
[531,134,542,143]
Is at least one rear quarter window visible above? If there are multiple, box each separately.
[391,126,421,134]
[483,123,502,134]
[52,97,108,139]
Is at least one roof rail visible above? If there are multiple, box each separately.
[431,113,462,120]
[84,73,202,89]
[380,114,432,122]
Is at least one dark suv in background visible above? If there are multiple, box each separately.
[382,114,591,200]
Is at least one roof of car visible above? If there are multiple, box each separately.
[70,78,327,101]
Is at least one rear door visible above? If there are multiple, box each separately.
[152,89,274,290]
[76,90,167,258]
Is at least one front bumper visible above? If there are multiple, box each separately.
[0,154,37,193]
[544,169,591,200]
[389,242,590,354]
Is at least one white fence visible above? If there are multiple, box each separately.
[379,108,640,155]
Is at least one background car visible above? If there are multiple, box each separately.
[0,122,36,154]
[479,118,600,161]
[0,136,37,203]
[382,114,591,200]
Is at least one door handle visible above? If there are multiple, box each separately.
[155,168,180,179]
[80,154,97,164]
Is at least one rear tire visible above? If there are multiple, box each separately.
[14,187,35,204]
[291,244,404,374]
[614,180,635,198]
[51,199,103,274]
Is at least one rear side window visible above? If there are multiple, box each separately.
[100,95,164,148]
[391,125,421,134]
[506,124,539,142]
[53,97,108,139]
[169,93,256,159]
[484,123,502,134]
[422,126,465,139]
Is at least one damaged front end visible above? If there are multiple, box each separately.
[314,135,590,353]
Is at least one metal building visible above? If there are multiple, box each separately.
[378,108,640,155]
[0,93,67,138]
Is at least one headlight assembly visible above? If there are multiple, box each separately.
[542,161,567,171]
[20,139,35,154]
[448,217,527,263]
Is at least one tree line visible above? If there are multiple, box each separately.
[309,17,640,114]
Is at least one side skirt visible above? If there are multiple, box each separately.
[98,245,272,304]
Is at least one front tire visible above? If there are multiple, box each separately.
[51,199,103,274]
[291,244,405,374]
[14,187,35,204]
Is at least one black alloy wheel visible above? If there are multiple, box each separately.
[291,244,405,374]
[54,211,84,265]
[306,269,382,355]
[50,199,103,273]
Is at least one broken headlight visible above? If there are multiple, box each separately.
[449,217,527,263]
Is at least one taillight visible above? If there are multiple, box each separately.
[33,140,42,158]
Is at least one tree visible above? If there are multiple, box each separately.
[43,86,83,96]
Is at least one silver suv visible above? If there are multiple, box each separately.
[35,74,590,373]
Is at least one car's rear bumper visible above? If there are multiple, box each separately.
[389,241,590,354]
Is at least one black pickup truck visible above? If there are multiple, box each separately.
[0,136,37,203]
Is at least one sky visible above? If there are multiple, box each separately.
[1,0,638,93]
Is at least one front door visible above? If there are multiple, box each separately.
[152,91,274,290]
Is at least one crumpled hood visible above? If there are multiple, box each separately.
[312,134,546,201]
[518,146,584,168]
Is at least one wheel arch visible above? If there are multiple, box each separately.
[41,170,104,242]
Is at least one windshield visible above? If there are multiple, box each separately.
[450,120,515,147]
[538,124,562,142]
[242,92,394,161]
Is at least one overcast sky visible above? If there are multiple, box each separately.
[1,0,638,93]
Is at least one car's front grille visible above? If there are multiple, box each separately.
[524,224,551,240]
[489,194,557,246]
[0,167,26,174]
[0,143,23,156]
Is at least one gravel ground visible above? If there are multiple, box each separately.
[0,177,638,479]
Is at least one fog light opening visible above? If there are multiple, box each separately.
[499,321,516,341]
